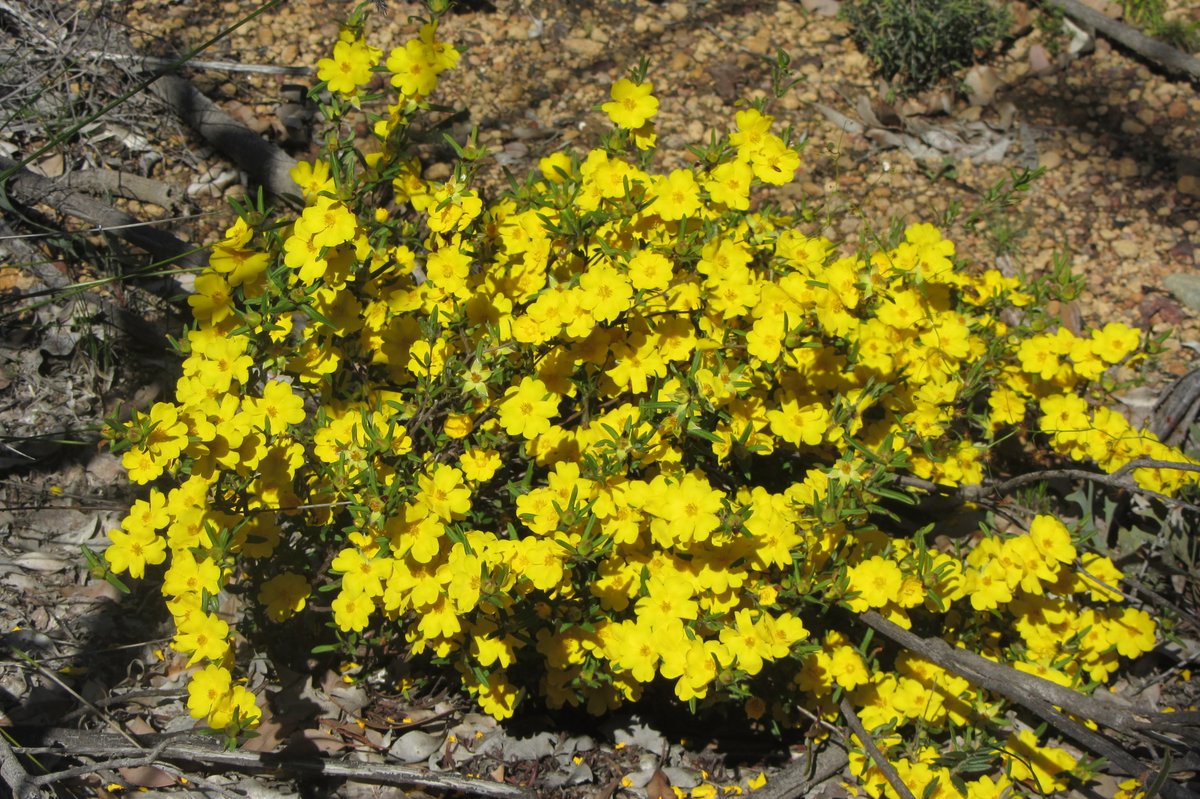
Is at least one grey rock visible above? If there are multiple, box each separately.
[1164,273,1200,312]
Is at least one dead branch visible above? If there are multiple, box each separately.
[838,698,914,799]
[0,216,65,291]
[147,74,299,199]
[1039,0,1200,82]
[12,727,533,799]
[90,51,314,77]
[742,744,848,799]
[0,735,39,799]
[0,154,203,301]
[858,611,1200,799]
[31,739,170,787]
[63,169,184,211]
[900,457,1200,516]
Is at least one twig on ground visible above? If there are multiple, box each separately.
[1037,0,1200,81]
[0,216,63,291]
[0,154,203,301]
[838,698,915,799]
[146,74,299,199]
[858,611,1200,799]
[63,169,185,211]
[89,52,314,77]
[0,734,39,799]
[9,653,144,750]
[13,727,534,799]
[744,744,848,799]
[30,738,170,787]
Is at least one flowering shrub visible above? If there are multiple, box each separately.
[100,3,1198,797]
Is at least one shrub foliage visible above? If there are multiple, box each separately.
[102,3,1197,797]
[841,0,1011,94]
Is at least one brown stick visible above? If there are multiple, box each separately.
[88,51,314,77]
[743,744,848,799]
[1039,0,1200,82]
[0,735,38,799]
[146,74,299,199]
[838,698,915,799]
[63,169,185,211]
[858,611,1200,799]
[13,727,533,799]
[0,154,204,299]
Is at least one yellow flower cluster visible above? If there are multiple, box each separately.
[101,3,1194,792]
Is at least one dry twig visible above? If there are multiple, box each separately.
[0,154,203,300]
[63,169,185,211]
[12,727,534,799]
[0,735,39,799]
[741,744,848,799]
[1038,0,1200,81]
[858,611,1200,799]
[838,698,915,799]
[146,74,299,199]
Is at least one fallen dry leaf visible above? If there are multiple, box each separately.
[645,768,672,799]
[118,765,176,789]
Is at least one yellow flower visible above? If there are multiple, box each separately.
[416,464,472,522]
[163,551,222,598]
[652,168,701,221]
[1028,515,1076,565]
[105,527,167,580]
[601,79,658,129]
[1090,321,1140,364]
[706,159,753,210]
[210,684,261,731]
[1109,607,1156,658]
[300,197,357,250]
[258,573,311,622]
[289,159,333,201]
[718,609,775,676]
[425,246,473,298]
[188,272,235,325]
[387,38,440,98]
[729,108,773,159]
[749,135,800,185]
[186,664,232,720]
[578,263,633,323]
[1005,729,1076,793]
[174,612,231,666]
[625,250,674,292]
[468,670,520,720]
[332,589,374,633]
[460,448,502,483]
[317,38,377,96]
[331,547,387,597]
[845,556,903,612]
[766,398,830,447]
[498,377,558,440]
[538,151,574,183]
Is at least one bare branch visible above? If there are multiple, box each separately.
[838,698,915,799]
[741,744,848,799]
[63,169,185,211]
[13,728,534,799]
[147,75,299,199]
[89,51,315,77]
[858,611,1200,799]
[898,458,1200,515]
[0,735,39,799]
[1037,0,1200,82]
[0,154,203,301]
